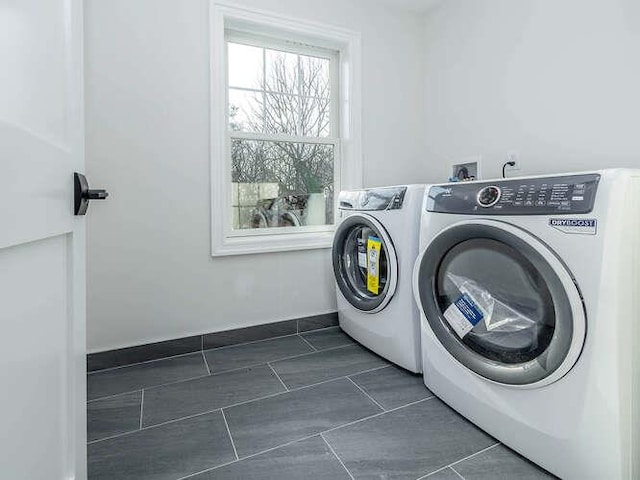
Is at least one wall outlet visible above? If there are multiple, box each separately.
[506,150,521,171]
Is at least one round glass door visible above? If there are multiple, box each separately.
[415,221,585,386]
[436,239,555,364]
[332,214,398,313]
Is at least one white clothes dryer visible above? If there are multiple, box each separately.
[333,185,425,373]
[413,170,640,479]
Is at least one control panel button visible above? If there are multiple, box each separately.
[476,186,501,207]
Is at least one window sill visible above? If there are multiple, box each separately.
[211,230,334,256]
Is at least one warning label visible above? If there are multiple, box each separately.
[443,294,484,338]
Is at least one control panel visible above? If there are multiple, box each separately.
[339,186,407,211]
[427,174,600,215]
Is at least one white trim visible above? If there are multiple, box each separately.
[229,85,331,103]
[227,29,337,60]
[228,223,333,238]
[210,2,362,256]
[229,130,337,145]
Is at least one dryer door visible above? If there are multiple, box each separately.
[332,213,398,313]
[414,219,586,387]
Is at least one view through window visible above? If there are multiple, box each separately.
[226,36,338,232]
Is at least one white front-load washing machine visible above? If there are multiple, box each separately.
[413,170,640,479]
[332,185,425,373]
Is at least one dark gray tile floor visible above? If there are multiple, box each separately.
[142,364,286,427]
[87,352,208,400]
[323,397,496,479]
[300,326,356,350]
[87,391,142,441]
[204,335,313,373]
[350,364,432,410]
[87,327,556,480]
[190,436,351,480]
[270,343,389,389]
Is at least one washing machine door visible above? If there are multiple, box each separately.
[332,213,398,313]
[414,219,586,387]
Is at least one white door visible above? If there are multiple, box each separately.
[0,0,87,479]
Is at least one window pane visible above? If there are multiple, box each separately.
[228,42,263,89]
[265,49,299,95]
[231,138,335,230]
[229,88,263,133]
[299,96,331,137]
[299,55,330,99]
[263,92,298,136]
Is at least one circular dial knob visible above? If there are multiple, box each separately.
[476,185,501,207]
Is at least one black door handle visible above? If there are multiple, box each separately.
[74,172,109,215]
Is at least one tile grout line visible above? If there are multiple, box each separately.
[320,433,355,480]
[87,350,207,375]
[219,363,395,412]
[139,389,144,430]
[88,428,142,444]
[448,442,500,469]
[87,388,144,404]
[297,333,318,352]
[202,331,299,353]
[414,442,501,480]
[347,364,391,378]
[346,377,386,411]
[220,409,239,460]
[300,323,340,333]
[87,373,211,403]
[267,362,289,391]
[88,343,356,402]
[449,465,466,480]
[178,396,437,479]
[321,396,436,437]
[202,351,211,375]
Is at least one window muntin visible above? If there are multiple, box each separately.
[226,34,339,233]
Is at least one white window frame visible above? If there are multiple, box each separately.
[210,2,362,256]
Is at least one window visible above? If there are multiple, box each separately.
[227,36,338,232]
[210,3,362,256]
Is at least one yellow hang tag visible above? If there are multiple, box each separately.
[367,236,382,295]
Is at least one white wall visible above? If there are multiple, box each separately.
[420,0,640,182]
[85,0,427,352]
